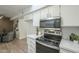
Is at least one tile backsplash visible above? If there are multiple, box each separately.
[62,27,79,40]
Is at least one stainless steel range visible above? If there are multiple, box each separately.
[36,17,62,53]
[36,29,62,53]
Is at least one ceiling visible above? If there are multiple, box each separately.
[0,5,31,18]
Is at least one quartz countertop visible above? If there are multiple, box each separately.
[60,39,79,53]
[27,34,43,39]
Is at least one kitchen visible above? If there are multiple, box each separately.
[23,5,79,53]
[0,0,78,59]
[14,5,79,53]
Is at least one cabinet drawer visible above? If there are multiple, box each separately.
[60,48,73,53]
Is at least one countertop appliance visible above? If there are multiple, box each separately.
[40,17,61,28]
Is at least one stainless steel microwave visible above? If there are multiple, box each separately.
[40,17,61,28]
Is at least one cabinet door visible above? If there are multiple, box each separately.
[24,14,32,21]
[40,8,48,19]
[60,48,73,53]
[61,5,79,26]
[40,6,60,20]
[49,6,59,17]
[33,11,40,26]
[27,37,36,53]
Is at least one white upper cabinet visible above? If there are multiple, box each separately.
[40,6,60,20]
[40,7,48,19]
[61,5,79,26]
[49,6,60,17]
[24,14,33,21]
[33,11,40,26]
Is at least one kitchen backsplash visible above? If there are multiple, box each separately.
[39,27,79,40]
[62,27,79,40]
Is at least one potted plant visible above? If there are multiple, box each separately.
[70,33,75,41]
[70,33,79,43]
[73,35,78,43]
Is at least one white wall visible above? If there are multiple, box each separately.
[62,27,79,40]
[61,5,79,26]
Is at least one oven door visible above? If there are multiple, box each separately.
[36,42,59,53]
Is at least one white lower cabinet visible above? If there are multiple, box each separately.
[27,34,42,53]
[60,39,79,53]
[60,48,73,53]
[27,37,36,53]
